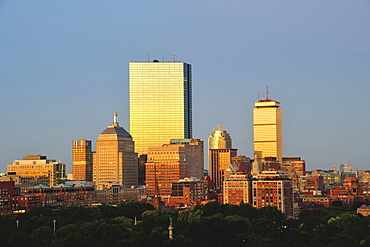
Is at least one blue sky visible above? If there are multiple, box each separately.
[0,0,369,172]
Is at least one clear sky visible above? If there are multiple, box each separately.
[1,0,369,173]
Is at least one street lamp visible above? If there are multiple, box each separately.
[53,219,56,232]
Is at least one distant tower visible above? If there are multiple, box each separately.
[72,139,93,181]
[129,61,192,155]
[208,125,232,150]
[253,84,282,162]
[93,111,138,189]
[208,126,237,189]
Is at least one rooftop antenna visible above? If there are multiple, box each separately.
[148,54,150,62]
[172,53,176,62]
[258,93,260,101]
[265,79,269,100]
[113,95,119,126]
[162,52,164,62]
[114,94,117,112]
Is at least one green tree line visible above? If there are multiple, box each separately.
[1,201,370,247]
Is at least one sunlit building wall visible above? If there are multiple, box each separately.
[223,174,252,205]
[7,155,65,187]
[281,157,306,177]
[208,125,234,189]
[129,61,192,155]
[208,125,232,150]
[252,171,293,217]
[145,146,187,197]
[209,149,237,189]
[93,112,138,189]
[72,139,93,181]
[253,99,282,161]
[145,138,203,197]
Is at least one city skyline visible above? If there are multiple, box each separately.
[1,1,369,172]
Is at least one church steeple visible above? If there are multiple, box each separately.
[113,111,119,127]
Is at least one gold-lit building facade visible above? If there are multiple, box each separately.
[93,112,138,189]
[129,61,192,155]
[7,155,66,187]
[252,171,294,217]
[145,139,203,197]
[145,146,187,197]
[209,149,237,190]
[72,139,93,181]
[208,125,235,189]
[223,174,252,205]
[253,99,282,161]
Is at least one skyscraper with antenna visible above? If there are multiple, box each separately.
[253,80,282,162]
[93,111,138,188]
[129,58,192,155]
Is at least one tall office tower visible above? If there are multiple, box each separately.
[209,149,237,189]
[72,139,93,181]
[253,93,282,162]
[93,111,138,189]
[7,155,66,187]
[208,126,236,189]
[129,60,192,155]
[145,138,203,197]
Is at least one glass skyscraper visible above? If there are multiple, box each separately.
[253,98,282,162]
[129,61,192,155]
[208,125,236,189]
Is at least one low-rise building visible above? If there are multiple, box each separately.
[7,155,66,187]
[26,183,96,207]
[223,174,252,205]
[252,171,294,217]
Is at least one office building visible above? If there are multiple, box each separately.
[253,94,282,161]
[170,139,204,179]
[252,171,294,217]
[129,60,192,155]
[209,149,237,190]
[281,157,306,177]
[93,111,138,189]
[208,125,236,189]
[168,177,208,207]
[223,174,252,205]
[231,155,251,173]
[72,139,93,181]
[145,138,203,197]
[7,155,66,187]
[208,125,232,150]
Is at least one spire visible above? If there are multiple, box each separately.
[265,79,269,100]
[152,163,161,211]
[113,111,119,127]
